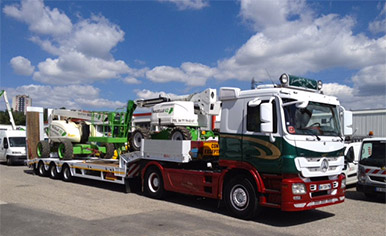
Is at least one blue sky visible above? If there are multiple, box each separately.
[1,0,385,111]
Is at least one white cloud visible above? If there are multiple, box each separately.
[3,84,125,110]
[239,0,307,30]
[369,2,386,34]
[352,64,386,96]
[135,89,179,100]
[3,0,72,35]
[159,0,209,10]
[3,1,139,85]
[10,56,35,76]
[323,64,386,110]
[33,52,130,85]
[124,77,141,84]
[146,62,214,86]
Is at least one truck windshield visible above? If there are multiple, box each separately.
[283,100,341,137]
[9,137,26,147]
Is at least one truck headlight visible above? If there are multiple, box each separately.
[341,178,346,189]
[292,183,306,195]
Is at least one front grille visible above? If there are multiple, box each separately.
[369,176,386,183]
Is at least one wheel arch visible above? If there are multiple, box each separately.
[221,167,264,199]
[140,161,165,189]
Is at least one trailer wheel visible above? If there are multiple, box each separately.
[49,163,60,179]
[62,164,73,182]
[38,161,48,177]
[32,163,39,175]
[170,127,192,140]
[37,140,50,158]
[129,128,150,151]
[100,143,115,159]
[224,177,258,220]
[144,166,165,199]
[58,140,73,160]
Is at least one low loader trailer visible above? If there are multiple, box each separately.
[27,73,353,219]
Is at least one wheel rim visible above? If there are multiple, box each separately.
[39,163,44,175]
[50,166,56,177]
[37,143,42,157]
[63,167,69,179]
[133,132,143,148]
[148,172,160,193]
[231,184,249,210]
[58,144,65,159]
[171,131,183,140]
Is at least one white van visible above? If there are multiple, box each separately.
[0,130,27,165]
[343,141,362,185]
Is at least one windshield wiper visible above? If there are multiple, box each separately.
[298,128,321,141]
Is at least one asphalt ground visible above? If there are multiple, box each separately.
[0,163,385,236]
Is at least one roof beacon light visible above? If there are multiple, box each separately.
[280,73,289,85]
[317,80,323,90]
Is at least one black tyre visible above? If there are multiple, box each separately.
[144,166,165,199]
[32,163,39,175]
[58,140,73,160]
[37,140,50,158]
[6,156,13,166]
[80,122,90,143]
[170,127,192,140]
[62,164,73,182]
[224,177,259,220]
[100,143,115,159]
[49,163,60,179]
[129,128,150,151]
[38,161,48,177]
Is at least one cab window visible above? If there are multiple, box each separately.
[246,101,277,133]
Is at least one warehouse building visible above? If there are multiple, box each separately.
[352,109,386,138]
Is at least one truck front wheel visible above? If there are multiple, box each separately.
[144,166,165,199]
[224,177,259,220]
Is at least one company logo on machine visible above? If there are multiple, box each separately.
[321,158,329,172]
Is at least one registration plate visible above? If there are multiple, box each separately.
[319,183,331,191]
[375,187,386,192]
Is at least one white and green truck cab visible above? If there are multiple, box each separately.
[357,137,386,198]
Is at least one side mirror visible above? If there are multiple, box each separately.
[3,140,8,149]
[260,103,273,133]
[343,110,353,136]
[296,100,309,109]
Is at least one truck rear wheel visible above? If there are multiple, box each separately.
[224,177,258,220]
[170,127,192,140]
[58,140,73,160]
[144,166,165,199]
[129,128,150,151]
[37,140,50,158]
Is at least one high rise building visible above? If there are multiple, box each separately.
[12,95,32,114]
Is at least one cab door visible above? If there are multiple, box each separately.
[242,97,282,173]
[0,137,8,161]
